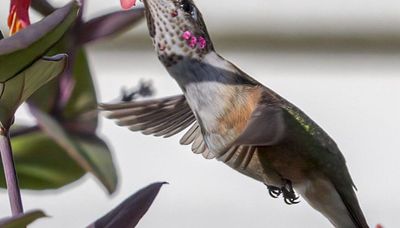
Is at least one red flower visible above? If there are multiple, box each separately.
[7,0,31,35]
[120,0,137,9]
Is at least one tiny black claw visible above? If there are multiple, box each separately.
[266,185,282,198]
[290,197,300,204]
[284,197,292,205]
[265,180,300,205]
[271,190,281,198]
[281,180,300,205]
[284,196,300,205]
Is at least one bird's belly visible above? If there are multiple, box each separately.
[258,145,312,184]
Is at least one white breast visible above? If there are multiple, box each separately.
[166,52,242,152]
[185,81,230,127]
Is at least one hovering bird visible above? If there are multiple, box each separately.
[100,0,369,227]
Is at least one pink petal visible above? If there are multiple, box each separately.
[8,0,31,35]
[120,0,137,9]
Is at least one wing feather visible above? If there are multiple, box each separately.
[100,95,216,159]
[179,124,198,145]
[127,107,190,131]
[100,94,264,163]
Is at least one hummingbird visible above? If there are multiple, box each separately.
[100,0,369,227]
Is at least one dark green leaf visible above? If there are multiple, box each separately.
[27,39,70,113]
[72,135,118,193]
[0,127,85,190]
[0,54,67,129]
[79,8,144,44]
[21,55,68,105]
[89,182,167,228]
[63,48,98,123]
[0,210,47,228]
[0,1,79,81]
[30,107,118,193]
[0,31,4,40]
[26,77,60,113]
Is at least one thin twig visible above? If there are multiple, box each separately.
[31,0,55,16]
[0,127,24,216]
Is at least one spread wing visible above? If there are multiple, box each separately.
[99,95,216,159]
[100,90,290,164]
[100,95,193,137]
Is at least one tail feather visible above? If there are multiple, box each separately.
[298,176,369,228]
[335,185,369,228]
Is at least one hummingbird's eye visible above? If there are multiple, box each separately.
[181,0,193,13]
[180,0,198,20]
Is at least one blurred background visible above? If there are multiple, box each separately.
[1,0,400,227]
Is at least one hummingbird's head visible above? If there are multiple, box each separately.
[143,0,214,67]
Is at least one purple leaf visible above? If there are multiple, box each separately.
[89,182,167,228]
[78,8,144,45]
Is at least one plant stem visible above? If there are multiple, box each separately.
[0,127,24,215]
[9,125,40,138]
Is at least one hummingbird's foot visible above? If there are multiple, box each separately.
[264,180,300,205]
[281,180,300,205]
[266,184,282,198]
